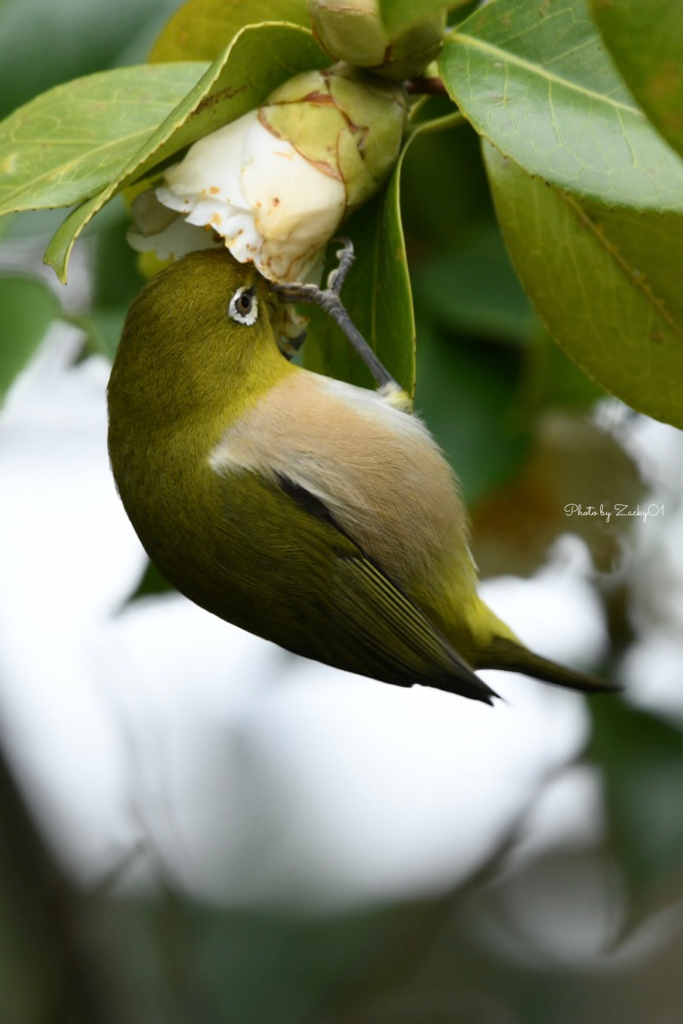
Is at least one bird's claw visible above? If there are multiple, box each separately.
[326,237,355,294]
[272,239,399,392]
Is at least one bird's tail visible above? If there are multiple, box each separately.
[482,636,622,695]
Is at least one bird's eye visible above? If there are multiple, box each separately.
[228,286,258,326]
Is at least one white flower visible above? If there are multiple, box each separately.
[158,109,346,283]
[127,66,406,284]
[127,189,221,262]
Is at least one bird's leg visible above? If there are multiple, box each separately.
[274,239,399,391]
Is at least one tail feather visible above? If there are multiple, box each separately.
[482,637,622,695]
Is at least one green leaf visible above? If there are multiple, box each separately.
[400,118,494,249]
[43,23,329,282]
[379,0,469,36]
[534,331,606,410]
[590,0,683,160]
[0,62,207,217]
[439,0,683,212]
[87,201,145,357]
[126,560,175,603]
[590,699,683,892]
[413,224,537,345]
[0,276,60,402]
[0,0,181,120]
[415,321,530,504]
[303,111,494,397]
[483,142,683,430]
[149,0,310,61]
[303,146,415,396]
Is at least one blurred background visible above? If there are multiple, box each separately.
[1,1,683,1021]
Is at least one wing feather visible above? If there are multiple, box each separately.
[274,473,497,705]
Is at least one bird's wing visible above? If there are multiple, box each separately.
[268,472,497,705]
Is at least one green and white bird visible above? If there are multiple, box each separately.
[107,249,618,705]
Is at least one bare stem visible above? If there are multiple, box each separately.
[404,76,449,97]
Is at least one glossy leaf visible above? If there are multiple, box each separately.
[0,276,60,403]
[590,0,683,160]
[440,0,683,212]
[484,142,683,430]
[590,699,683,892]
[149,0,310,61]
[400,117,493,249]
[43,23,328,281]
[415,321,530,504]
[379,0,469,36]
[534,330,606,410]
[413,224,537,346]
[0,0,180,120]
[303,141,415,396]
[0,63,207,217]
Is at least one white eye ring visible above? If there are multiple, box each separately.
[228,286,258,326]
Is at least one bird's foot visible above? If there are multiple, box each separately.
[274,239,398,391]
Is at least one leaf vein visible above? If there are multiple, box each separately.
[0,128,156,207]
[561,191,683,343]
[450,32,642,116]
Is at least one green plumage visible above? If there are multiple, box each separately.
[108,250,620,705]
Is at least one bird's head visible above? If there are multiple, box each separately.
[108,248,292,432]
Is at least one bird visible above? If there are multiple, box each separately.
[107,248,619,705]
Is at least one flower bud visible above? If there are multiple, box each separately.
[128,65,406,283]
[308,0,446,80]
[260,64,405,214]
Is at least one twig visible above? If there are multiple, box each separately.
[404,76,449,97]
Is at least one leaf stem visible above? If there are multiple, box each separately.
[405,110,466,142]
[404,76,449,97]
